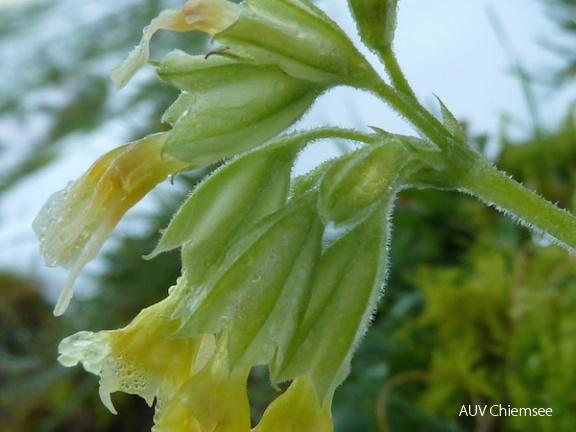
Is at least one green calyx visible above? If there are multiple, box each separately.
[173,192,323,370]
[274,202,392,401]
[158,51,324,166]
[348,0,398,52]
[217,0,374,85]
[148,136,305,260]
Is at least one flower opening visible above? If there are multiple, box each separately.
[58,276,216,414]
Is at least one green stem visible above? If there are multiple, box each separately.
[460,158,576,253]
[368,78,456,151]
[289,127,378,146]
[380,48,416,99]
[364,69,576,253]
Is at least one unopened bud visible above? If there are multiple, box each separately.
[348,0,398,52]
[319,139,410,224]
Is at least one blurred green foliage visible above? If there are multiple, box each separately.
[2,0,576,431]
[543,0,576,84]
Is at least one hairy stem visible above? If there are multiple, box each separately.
[460,159,576,253]
[365,68,576,253]
[380,48,416,99]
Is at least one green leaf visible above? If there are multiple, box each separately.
[436,95,466,142]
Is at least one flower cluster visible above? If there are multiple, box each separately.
[40,1,408,429]
[35,0,576,430]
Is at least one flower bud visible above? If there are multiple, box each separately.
[112,0,373,90]
[157,51,323,165]
[319,139,410,224]
[348,0,398,52]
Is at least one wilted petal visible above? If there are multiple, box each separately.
[33,133,187,315]
[110,0,241,89]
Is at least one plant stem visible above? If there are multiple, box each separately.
[380,48,416,99]
[368,78,457,151]
[296,127,378,145]
[365,69,576,253]
[461,158,576,253]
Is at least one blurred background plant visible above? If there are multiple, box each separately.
[1,0,576,431]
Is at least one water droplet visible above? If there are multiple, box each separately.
[532,231,553,248]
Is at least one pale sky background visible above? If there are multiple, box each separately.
[1,0,574,305]
[296,0,574,172]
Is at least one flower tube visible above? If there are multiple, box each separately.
[253,377,333,432]
[152,334,251,432]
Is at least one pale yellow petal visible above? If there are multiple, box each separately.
[253,376,333,432]
[111,0,241,89]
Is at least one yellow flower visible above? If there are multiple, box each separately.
[59,274,254,431]
[110,0,241,89]
[58,275,216,414]
[33,132,187,315]
[253,376,333,432]
[153,335,251,432]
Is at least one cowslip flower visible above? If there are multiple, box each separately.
[58,275,217,415]
[58,275,330,432]
[32,133,188,315]
[59,275,253,431]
